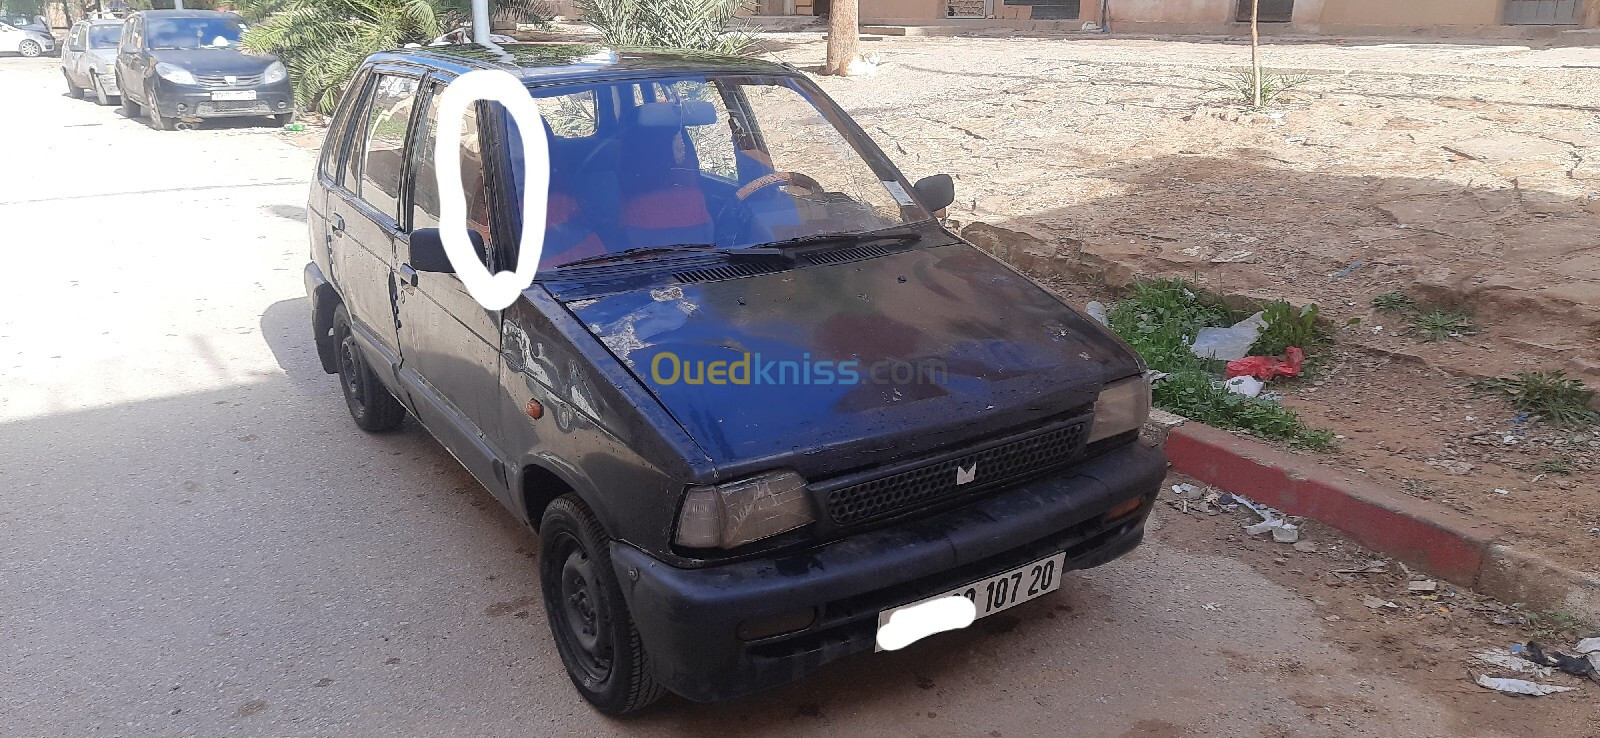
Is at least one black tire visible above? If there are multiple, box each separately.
[540,495,665,716]
[147,100,173,131]
[274,112,294,126]
[119,79,140,117]
[331,304,406,432]
[64,71,83,98]
[18,40,40,58]
[93,76,113,106]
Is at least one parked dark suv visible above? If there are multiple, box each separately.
[305,45,1164,714]
[115,9,292,130]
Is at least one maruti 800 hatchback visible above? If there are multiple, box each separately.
[305,44,1164,714]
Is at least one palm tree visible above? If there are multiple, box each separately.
[238,0,551,113]
[577,0,751,54]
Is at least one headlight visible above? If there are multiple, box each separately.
[1088,375,1152,444]
[262,60,287,84]
[675,470,814,549]
[155,62,195,85]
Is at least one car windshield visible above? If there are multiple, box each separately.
[502,74,930,270]
[87,25,120,48]
[146,17,242,49]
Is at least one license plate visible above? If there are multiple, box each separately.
[876,551,1067,651]
[211,90,256,101]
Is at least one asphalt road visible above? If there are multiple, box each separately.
[0,55,1502,737]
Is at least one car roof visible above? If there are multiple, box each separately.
[134,9,244,19]
[368,44,795,84]
[78,18,123,25]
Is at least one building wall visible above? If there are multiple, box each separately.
[1307,0,1503,27]
[1108,0,1231,24]
[861,0,945,22]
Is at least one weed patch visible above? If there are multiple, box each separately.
[1470,371,1599,429]
[1412,310,1477,342]
[1107,279,1334,449]
[1213,68,1308,108]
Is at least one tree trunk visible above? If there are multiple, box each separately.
[824,0,858,76]
[1250,0,1261,108]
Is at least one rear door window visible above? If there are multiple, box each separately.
[355,74,421,223]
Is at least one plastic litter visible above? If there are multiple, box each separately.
[1237,494,1298,542]
[1471,649,1553,678]
[1576,638,1600,654]
[1329,260,1364,278]
[1226,346,1305,381]
[1474,675,1576,696]
[1363,596,1398,610]
[1191,312,1267,361]
[1520,642,1597,678]
[1406,580,1438,593]
[1224,375,1264,397]
[1085,301,1109,326]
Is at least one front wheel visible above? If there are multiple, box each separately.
[64,71,83,98]
[93,76,113,106]
[274,112,293,127]
[18,40,41,58]
[119,79,140,117]
[331,305,406,432]
[540,495,665,715]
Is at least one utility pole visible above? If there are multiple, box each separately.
[472,0,490,44]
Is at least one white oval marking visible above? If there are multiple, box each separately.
[875,595,977,651]
[435,68,549,310]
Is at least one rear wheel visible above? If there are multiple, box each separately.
[64,71,83,98]
[332,304,406,432]
[18,40,41,58]
[539,495,666,715]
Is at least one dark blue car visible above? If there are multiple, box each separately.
[305,44,1163,714]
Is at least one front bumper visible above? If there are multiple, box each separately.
[150,78,292,120]
[611,440,1166,703]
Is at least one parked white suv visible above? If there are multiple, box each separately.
[0,20,54,57]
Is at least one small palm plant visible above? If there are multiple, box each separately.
[239,0,552,113]
[577,0,752,54]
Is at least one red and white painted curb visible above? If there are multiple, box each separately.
[1147,413,1599,625]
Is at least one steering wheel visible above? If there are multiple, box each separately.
[715,172,825,245]
[735,171,823,201]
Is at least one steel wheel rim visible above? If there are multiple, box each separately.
[550,534,613,684]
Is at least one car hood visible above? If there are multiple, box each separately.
[146,48,276,75]
[563,242,1141,480]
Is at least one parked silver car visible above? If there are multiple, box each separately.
[0,19,53,57]
[62,19,122,104]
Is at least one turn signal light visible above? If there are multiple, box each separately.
[1105,495,1145,523]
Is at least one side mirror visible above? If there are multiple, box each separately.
[409,228,486,273]
[913,174,954,213]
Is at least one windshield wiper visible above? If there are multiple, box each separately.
[555,243,720,269]
[764,230,921,252]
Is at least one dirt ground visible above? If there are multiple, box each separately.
[1155,472,1600,737]
[758,32,1600,578]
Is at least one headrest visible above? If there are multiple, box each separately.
[637,101,717,128]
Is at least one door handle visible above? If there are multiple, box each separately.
[399,264,418,287]
[330,213,345,236]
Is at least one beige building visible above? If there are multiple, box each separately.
[750,0,1600,34]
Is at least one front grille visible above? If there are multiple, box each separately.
[198,100,270,114]
[822,421,1088,526]
[194,73,264,88]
